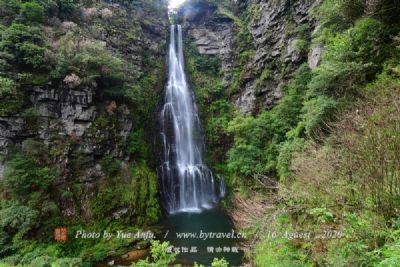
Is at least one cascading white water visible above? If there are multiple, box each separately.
[159,25,225,214]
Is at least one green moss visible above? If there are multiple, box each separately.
[100,155,121,177]
[255,67,273,90]
[184,36,234,166]
[92,162,160,225]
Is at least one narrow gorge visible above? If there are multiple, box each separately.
[159,24,224,214]
[1,0,400,266]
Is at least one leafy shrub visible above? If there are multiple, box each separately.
[323,212,386,266]
[53,0,80,20]
[299,95,337,138]
[276,138,306,181]
[19,42,47,68]
[194,53,220,74]
[205,99,233,162]
[227,65,312,179]
[3,152,55,196]
[121,75,158,126]
[0,23,48,70]
[341,72,400,217]
[100,155,121,177]
[131,240,176,267]
[127,129,150,159]
[19,1,45,23]
[0,200,38,234]
[0,0,19,25]
[308,207,334,223]
[0,200,39,256]
[227,112,272,176]
[317,0,400,27]
[195,258,229,267]
[210,258,229,267]
[254,229,312,267]
[255,67,273,90]
[377,235,400,267]
[0,76,16,96]
[52,32,128,83]
[315,0,365,30]
[310,18,390,96]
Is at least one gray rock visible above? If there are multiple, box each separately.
[0,0,169,222]
[112,207,129,219]
[0,160,4,180]
[308,45,323,69]
[180,0,316,113]
[236,83,256,114]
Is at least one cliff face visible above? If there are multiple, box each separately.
[179,0,319,113]
[178,1,235,77]
[0,0,169,221]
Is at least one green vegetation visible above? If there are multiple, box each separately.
[1,0,400,266]
[179,0,400,266]
[227,64,312,180]
[184,36,234,165]
[3,152,55,196]
[132,241,177,267]
[0,23,48,71]
[195,257,229,267]
[251,71,400,265]
[0,149,159,266]
[19,1,46,23]
[92,162,160,225]
[0,0,165,266]
[220,0,400,266]
[52,32,129,83]
[225,1,398,183]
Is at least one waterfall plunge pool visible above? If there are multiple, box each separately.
[160,207,244,266]
[158,25,242,266]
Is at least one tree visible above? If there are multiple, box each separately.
[0,23,48,70]
[20,1,45,23]
[4,152,55,196]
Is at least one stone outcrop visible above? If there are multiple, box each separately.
[179,0,318,113]
[179,1,235,77]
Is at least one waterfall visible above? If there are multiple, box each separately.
[158,25,225,214]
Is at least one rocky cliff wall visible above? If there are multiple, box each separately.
[178,0,320,113]
[0,0,169,220]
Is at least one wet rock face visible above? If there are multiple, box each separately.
[237,0,315,113]
[251,0,314,66]
[180,0,316,114]
[0,87,130,219]
[179,1,235,77]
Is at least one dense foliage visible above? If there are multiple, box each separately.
[0,0,165,266]
[219,0,400,266]
[131,241,177,267]
[1,0,400,266]
[184,0,400,266]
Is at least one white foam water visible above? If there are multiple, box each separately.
[159,25,225,214]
